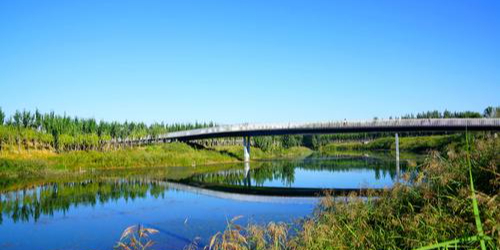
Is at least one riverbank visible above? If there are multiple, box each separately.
[320,134,462,154]
[0,142,312,187]
[202,135,499,250]
[211,145,312,160]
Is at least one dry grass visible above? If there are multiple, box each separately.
[0,147,56,159]
[115,224,159,250]
[106,136,498,250]
[199,136,499,250]
[205,216,289,250]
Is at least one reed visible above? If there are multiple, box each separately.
[206,216,289,250]
[199,134,499,249]
[107,134,497,249]
[115,224,159,250]
[413,131,494,250]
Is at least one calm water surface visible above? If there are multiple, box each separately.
[0,155,416,250]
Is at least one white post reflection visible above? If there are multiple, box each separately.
[244,161,251,187]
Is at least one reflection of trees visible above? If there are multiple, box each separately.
[252,162,295,187]
[297,157,405,181]
[189,157,412,187]
[0,180,169,224]
[188,162,297,187]
[190,170,248,186]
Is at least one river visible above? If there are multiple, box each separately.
[0,154,419,250]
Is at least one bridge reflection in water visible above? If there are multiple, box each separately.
[177,155,410,197]
[0,155,413,223]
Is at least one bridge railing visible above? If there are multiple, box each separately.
[157,118,500,140]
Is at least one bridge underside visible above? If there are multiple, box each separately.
[135,119,500,161]
[168,125,497,141]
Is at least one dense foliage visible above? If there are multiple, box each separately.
[400,106,500,119]
[202,135,499,250]
[0,108,215,152]
[0,106,497,153]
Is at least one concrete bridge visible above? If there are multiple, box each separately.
[135,118,500,161]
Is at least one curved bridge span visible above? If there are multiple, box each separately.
[161,119,499,141]
[134,118,499,161]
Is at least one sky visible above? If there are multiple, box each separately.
[0,0,499,124]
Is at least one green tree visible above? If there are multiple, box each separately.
[21,110,33,128]
[282,135,299,149]
[12,111,23,151]
[0,107,5,125]
[254,136,273,152]
[483,106,499,118]
[34,109,42,130]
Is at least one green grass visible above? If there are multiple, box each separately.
[213,145,312,161]
[197,135,499,250]
[49,142,239,170]
[321,134,461,154]
[0,143,313,190]
[0,142,238,179]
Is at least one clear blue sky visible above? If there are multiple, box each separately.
[1,0,498,124]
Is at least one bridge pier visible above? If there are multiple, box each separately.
[243,136,251,162]
[395,133,400,181]
[395,133,399,162]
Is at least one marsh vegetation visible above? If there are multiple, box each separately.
[0,107,498,249]
[197,135,500,250]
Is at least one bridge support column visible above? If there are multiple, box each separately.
[395,133,399,162]
[395,133,400,181]
[243,136,251,162]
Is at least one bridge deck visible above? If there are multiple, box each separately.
[152,118,500,141]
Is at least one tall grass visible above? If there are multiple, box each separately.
[195,134,499,250]
[115,224,159,250]
[0,143,312,180]
[0,142,238,173]
[413,131,493,250]
[206,216,289,250]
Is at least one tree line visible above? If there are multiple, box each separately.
[400,106,499,119]
[0,106,497,152]
[0,107,215,152]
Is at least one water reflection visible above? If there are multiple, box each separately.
[0,155,420,250]
[0,180,169,224]
[0,179,315,250]
[0,155,414,225]
[187,156,408,189]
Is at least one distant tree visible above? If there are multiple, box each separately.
[483,106,500,118]
[282,135,299,149]
[443,110,452,118]
[253,136,273,152]
[311,135,320,150]
[21,110,34,128]
[12,110,22,128]
[12,111,23,151]
[484,107,493,118]
[149,123,165,143]
[0,107,5,125]
[34,109,43,130]
[403,109,483,119]
[302,135,320,149]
